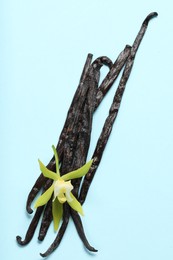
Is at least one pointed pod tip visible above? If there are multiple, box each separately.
[16,235,27,246]
[85,244,98,253]
[26,205,33,214]
[38,234,45,241]
[91,247,98,253]
[150,11,158,17]
[143,12,158,26]
[16,235,22,244]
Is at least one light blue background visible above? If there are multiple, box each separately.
[1,1,173,260]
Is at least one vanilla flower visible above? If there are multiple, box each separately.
[34,145,93,231]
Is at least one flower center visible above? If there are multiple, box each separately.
[53,179,73,203]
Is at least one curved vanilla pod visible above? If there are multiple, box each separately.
[95,44,131,108]
[38,199,53,241]
[79,12,158,204]
[71,209,98,252]
[17,179,53,245]
[40,203,70,258]
[16,207,44,245]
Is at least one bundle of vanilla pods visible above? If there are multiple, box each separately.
[17,12,158,257]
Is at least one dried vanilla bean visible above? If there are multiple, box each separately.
[16,207,44,245]
[79,12,158,204]
[40,203,70,258]
[39,57,112,256]
[71,209,97,252]
[38,199,53,241]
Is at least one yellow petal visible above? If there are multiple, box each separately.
[67,192,84,216]
[34,184,54,208]
[62,159,93,181]
[52,198,63,231]
[38,159,58,181]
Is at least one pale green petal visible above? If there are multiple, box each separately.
[52,145,60,177]
[52,198,63,231]
[67,193,84,216]
[62,159,93,181]
[38,159,58,181]
[34,184,54,208]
